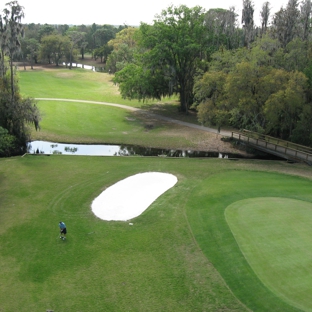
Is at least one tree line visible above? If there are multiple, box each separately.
[2,0,312,156]
[112,0,312,147]
[20,21,127,69]
[0,1,40,157]
[0,1,128,156]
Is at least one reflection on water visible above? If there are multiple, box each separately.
[62,62,105,72]
[27,141,240,158]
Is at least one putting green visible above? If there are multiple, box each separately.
[225,197,312,312]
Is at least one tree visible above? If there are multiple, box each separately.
[67,31,85,69]
[108,27,138,50]
[283,38,309,71]
[224,62,270,132]
[106,27,138,73]
[260,2,271,36]
[271,0,300,47]
[38,24,55,40]
[93,44,112,63]
[106,43,134,73]
[264,70,307,138]
[242,0,255,48]
[92,25,116,47]
[40,34,70,66]
[24,38,40,69]
[0,126,15,157]
[291,103,312,145]
[114,5,207,113]
[0,1,40,156]
[204,7,241,51]
[299,0,312,40]
[194,71,229,132]
[0,84,40,153]
[2,1,24,100]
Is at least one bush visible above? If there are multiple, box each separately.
[0,127,16,157]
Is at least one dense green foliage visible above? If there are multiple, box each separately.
[0,1,40,156]
[114,5,208,112]
[191,0,312,145]
[21,20,125,67]
[17,1,312,146]
[194,35,312,145]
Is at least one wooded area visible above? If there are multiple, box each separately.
[1,0,312,157]
[0,1,40,156]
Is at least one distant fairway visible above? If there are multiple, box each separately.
[225,198,312,311]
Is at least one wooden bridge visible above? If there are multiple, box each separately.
[231,130,312,165]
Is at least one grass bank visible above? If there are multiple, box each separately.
[19,68,241,153]
[18,66,175,108]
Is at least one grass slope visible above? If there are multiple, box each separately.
[18,67,173,107]
[29,100,203,150]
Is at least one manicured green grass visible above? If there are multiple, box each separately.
[1,156,312,311]
[186,169,312,311]
[18,67,175,108]
[225,198,312,311]
[30,100,200,149]
[19,68,204,148]
[9,66,312,311]
[0,156,244,311]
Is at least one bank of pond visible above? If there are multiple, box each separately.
[27,141,285,160]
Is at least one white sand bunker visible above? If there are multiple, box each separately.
[91,172,178,221]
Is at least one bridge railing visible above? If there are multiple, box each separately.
[241,129,312,154]
[231,130,312,165]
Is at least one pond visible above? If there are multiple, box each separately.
[62,62,105,72]
[27,141,242,158]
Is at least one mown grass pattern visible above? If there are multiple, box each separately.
[1,156,312,311]
[186,170,312,311]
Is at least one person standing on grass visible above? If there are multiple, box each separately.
[59,221,67,240]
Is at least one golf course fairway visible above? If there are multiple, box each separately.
[225,198,312,311]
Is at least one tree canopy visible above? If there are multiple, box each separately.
[0,1,40,156]
[5,0,312,148]
[113,5,208,112]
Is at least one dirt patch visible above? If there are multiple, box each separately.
[133,111,252,156]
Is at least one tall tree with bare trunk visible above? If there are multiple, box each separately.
[242,0,255,48]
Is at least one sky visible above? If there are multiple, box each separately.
[10,0,289,27]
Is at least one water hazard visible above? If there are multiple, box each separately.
[27,141,241,158]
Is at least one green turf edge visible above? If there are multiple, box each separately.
[185,169,312,312]
[225,197,312,311]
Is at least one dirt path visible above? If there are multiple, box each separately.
[35,98,232,137]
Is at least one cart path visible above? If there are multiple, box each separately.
[35,98,232,137]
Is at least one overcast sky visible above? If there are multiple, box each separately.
[13,0,289,27]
